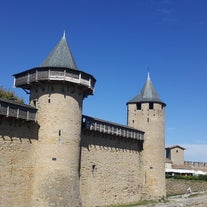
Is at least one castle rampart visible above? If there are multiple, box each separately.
[0,34,166,207]
[80,128,144,206]
[0,113,38,206]
[184,161,207,168]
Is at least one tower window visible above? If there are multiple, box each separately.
[136,103,142,110]
[33,100,37,107]
[149,102,154,110]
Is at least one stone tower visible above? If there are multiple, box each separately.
[127,73,166,199]
[14,33,96,206]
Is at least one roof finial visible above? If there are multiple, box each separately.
[63,30,66,39]
[147,72,150,80]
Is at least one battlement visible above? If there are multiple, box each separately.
[0,98,37,121]
[184,161,207,168]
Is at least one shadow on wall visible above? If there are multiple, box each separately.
[0,116,39,141]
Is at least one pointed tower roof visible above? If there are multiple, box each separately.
[127,73,166,106]
[41,32,78,69]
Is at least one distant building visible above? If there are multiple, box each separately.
[165,145,207,176]
[166,145,185,166]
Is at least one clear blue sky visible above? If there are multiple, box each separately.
[0,0,207,161]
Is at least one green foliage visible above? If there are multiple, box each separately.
[166,174,207,181]
[0,86,24,103]
[196,175,207,181]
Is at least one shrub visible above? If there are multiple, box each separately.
[166,174,207,181]
[0,86,24,103]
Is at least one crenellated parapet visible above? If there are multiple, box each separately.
[184,161,207,168]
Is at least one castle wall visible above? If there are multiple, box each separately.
[184,161,207,169]
[80,130,144,207]
[0,116,38,207]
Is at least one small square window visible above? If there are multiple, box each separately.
[149,102,154,110]
[136,103,142,110]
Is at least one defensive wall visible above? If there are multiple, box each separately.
[0,99,147,207]
[0,99,39,206]
[184,161,207,169]
[80,116,145,207]
[171,161,207,173]
[0,34,166,207]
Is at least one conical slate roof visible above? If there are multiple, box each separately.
[127,73,166,106]
[41,32,78,69]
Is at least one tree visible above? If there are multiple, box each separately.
[0,86,24,103]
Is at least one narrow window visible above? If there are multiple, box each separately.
[33,100,37,107]
[149,102,154,110]
[136,103,142,110]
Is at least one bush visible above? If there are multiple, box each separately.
[166,174,207,181]
[197,175,207,181]
[0,86,24,103]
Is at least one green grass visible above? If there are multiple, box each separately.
[188,193,201,198]
[106,199,168,207]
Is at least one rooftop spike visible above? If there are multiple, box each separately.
[147,72,150,80]
[63,30,66,39]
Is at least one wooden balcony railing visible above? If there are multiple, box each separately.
[82,115,144,141]
[0,98,37,121]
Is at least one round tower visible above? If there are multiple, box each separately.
[14,34,96,206]
[127,73,166,199]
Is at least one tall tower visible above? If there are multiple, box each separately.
[14,33,96,206]
[127,73,166,199]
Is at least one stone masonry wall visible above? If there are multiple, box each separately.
[166,178,207,196]
[0,116,38,207]
[80,130,144,207]
[170,147,185,166]
[30,82,83,207]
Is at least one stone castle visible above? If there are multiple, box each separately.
[0,33,166,207]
